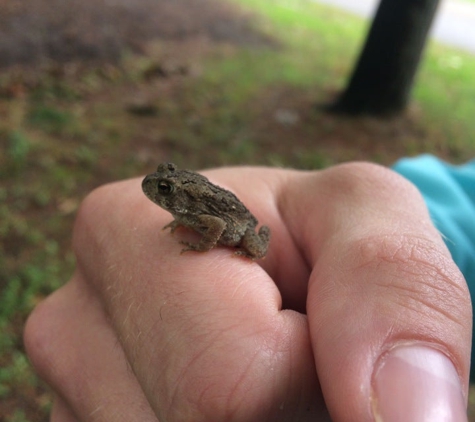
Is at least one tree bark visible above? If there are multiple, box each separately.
[330,0,440,116]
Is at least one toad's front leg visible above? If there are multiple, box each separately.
[180,215,226,253]
[163,219,182,234]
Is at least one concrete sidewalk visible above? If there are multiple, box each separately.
[315,0,475,54]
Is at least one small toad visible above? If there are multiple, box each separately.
[142,163,270,259]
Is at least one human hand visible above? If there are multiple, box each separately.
[25,163,471,421]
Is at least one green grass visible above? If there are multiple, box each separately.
[223,0,475,155]
[27,105,74,134]
[415,45,475,153]
[217,0,366,88]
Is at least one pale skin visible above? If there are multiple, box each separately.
[24,163,472,422]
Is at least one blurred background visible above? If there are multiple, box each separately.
[1,0,474,420]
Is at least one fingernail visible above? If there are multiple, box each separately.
[372,345,467,422]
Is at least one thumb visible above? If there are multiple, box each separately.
[285,163,472,421]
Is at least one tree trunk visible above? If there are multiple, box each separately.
[330,0,440,116]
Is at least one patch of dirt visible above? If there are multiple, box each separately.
[248,84,432,164]
[0,0,276,68]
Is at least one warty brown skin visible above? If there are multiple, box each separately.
[142,163,270,259]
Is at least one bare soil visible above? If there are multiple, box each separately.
[0,0,275,68]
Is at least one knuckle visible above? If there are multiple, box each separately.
[323,161,423,205]
[72,184,110,243]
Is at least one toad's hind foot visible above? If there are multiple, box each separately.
[237,226,271,260]
[258,226,270,243]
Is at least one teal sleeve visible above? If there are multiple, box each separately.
[392,154,475,378]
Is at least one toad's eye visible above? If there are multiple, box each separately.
[157,180,174,195]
